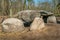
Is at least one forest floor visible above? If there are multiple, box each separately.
[0,23,60,40]
[0,16,60,40]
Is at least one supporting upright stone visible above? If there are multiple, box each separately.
[30,17,45,31]
[47,16,57,23]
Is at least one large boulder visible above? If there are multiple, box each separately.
[17,10,40,22]
[30,17,45,31]
[17,10,41,26]
[13,10,54,25]
[2,18,25,32]
[47,16,57,23]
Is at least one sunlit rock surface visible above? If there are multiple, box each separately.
[2,18,25,32]
[30,17,45,31]
[47,16,57,23]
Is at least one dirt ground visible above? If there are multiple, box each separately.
[0,23,60,40]
[0,16,60,40]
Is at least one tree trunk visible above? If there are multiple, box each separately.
[9,0,12,17]
[1,0,9,16]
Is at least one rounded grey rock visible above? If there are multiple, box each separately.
[2,18,25,32]
[47,16,57,23]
